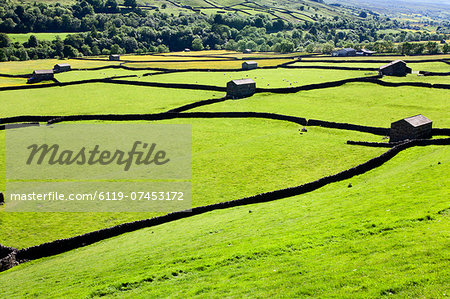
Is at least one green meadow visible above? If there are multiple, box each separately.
[123,68,378,88]
[0,119,386,248]
[0,145,447,298]
[192,84,450,127]
[0,84,221,117]
[7,33,73,44]
[0,51,448,297]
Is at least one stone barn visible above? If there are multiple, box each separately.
[109,54,120,61]
[379,60,412,76]
[242,61,258,70]
[227,79,256,99]
[390,114,432,142]
[243,49,252,54]
[184,48,191,52]
[27,69,54,84]
[53,63,71,73]
[332,48,356,57]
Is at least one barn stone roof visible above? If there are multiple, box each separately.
[33,69,54,75]
[380,60,406,70]
[55,63,70,67]
[230,78,255,85]
[402,114,432,127]
[243,61,257,65]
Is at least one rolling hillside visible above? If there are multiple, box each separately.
[14,0,370,23]
[0,144,448,297]
[326,0,450,22]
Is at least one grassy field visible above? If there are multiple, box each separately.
[132,0,345,22]
[7,33,73,44]
[54,69,152,82]
[0,84,221,118]
[0,50,448,297]
[125,68,377,88]
[192,84,450,127]
[291,60,450,72]
[0,145,447,297]
[0,59,120,75]
[158,51,301,58]
[122,58,293,69]
[0,77,28,87]
[0,119,385,248]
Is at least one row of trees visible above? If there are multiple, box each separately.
[0,0,449,61]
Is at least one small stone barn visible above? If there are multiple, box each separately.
[109,54,120,61]
[379,60,412,76]
[243,49,252,54]
[390,114,432,142]
[227,79,256,99]
[184,48,191,52]
[53,63,71,73]
[27,69,54,84]
[332,48,356,57]
[242,61,258,70]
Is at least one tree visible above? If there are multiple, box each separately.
[305,43,315,53]
[92,45,101,55]
[443,43,450,54]
[81,44,92,56]
[425,41,439,54]
[27,35,39,47]
[105,0,118,12]
[278,40,295,53]
[110,44,122,54]
[17,48,29,61]
[156,44,169,53]
[63,45,79,58]
[124,0,137,9]
[1,18,16,32]
[322,42,334,54]
[359,11,367,18]
[86,0,104,12]
[0,49,7,62]
[0,33,11,48]
[53,36,64,58]
[192,37,204,51]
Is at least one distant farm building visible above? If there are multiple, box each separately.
[53,63,71,73]
[356,49,376,56]
[109,54,120,61]
[243,49,252,54]
[332,48,356,57]
[390,114,432,142]
[379,60,412,76]
[227,79,256,99]
[184,48,191,52]
[242,61,258,70]
[27,69,54,84]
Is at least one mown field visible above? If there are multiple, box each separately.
[0,51,448,297]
